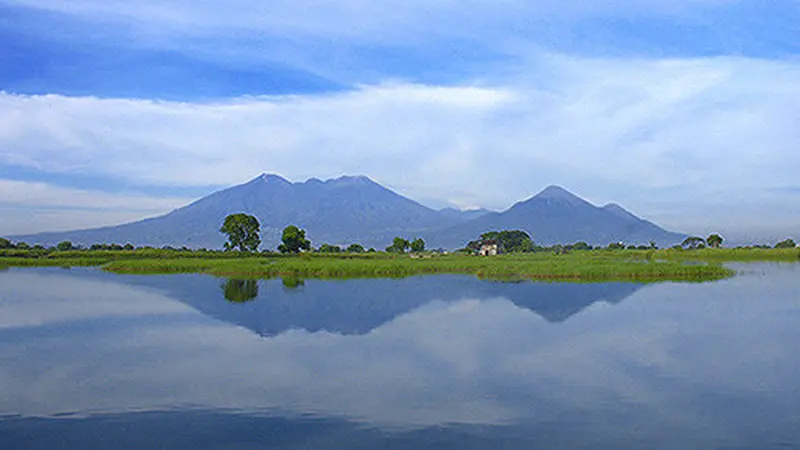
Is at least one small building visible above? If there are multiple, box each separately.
[478,239,503,256]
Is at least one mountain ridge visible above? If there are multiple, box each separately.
[9,174,686,250]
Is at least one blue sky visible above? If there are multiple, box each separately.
[1,0,799,243]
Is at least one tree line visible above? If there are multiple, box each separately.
[219,214,427,254]
[2,214,797,255]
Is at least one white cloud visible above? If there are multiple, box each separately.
[0,180,191,211]
[1,54,799,238]
[0,180,192,235]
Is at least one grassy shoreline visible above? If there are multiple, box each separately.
[11,248,797,282]
[103,256,734,282]
[2,247,796,282]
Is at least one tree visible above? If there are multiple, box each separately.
[346,243,366,253]
[775,238,796,249]
[569,241,592,251]
[386,237,410,254]
[682,236,706,250]
[707,234,724,248]
[56,241,74,251]
[607,242,625,250]
[317,243,342,253]
[220,213,261,252]
[278,225,311,253]
[0,238,13,249]
[479,230,535,253]
[410,238,426,253]
[465,240,482,253]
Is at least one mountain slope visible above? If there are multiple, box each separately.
[424,185,685,248]
[15,174,464,249]
[13,179,685,250]
[437,207,493,222]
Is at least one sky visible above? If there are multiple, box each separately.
[0,0,799,244]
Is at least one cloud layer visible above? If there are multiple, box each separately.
[1,1,798,241]
[2,54,799,239]
[0,180,191,235]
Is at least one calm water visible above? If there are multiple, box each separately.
[1,264,799,449]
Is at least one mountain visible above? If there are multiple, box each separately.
[12,177,686,250]
[425,185,685,248]
[437,207,493,222]
[15,174,466,249]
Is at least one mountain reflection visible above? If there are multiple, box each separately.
[113,275,643,338]
[480,281,642,323]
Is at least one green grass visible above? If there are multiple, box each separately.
[98,253,734,282]
[655,247,800,262]
[5,246,799,283]
[0,256,114,268]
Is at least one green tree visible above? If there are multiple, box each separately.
[465,240,482,253]
[569,241,592,251]
[707,234,723,248]
[346,243,366,253]
[775,238,796,249]
[56,241,74,251]
[221,279,259,303]
[607,242,626,250]
[410,238,426,253]
[0,238,13,249]
[681,236,706,250]
[278,225,311,253]
[318,243,342,253]
[479,230,535,253]
[220,213,261,252]
[386,237,410,253]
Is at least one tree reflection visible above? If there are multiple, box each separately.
[221,279,259,303]
[282,276,305,290]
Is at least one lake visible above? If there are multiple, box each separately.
[1,264,798,449]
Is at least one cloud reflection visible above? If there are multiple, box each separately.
[0,266,797,440]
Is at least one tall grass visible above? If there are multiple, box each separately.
[101,253,734,282]
[7,246,798,282]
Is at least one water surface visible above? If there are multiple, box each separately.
[1,264,798,449]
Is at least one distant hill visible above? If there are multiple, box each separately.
[12,175,686,250]
[425,185,685,248]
